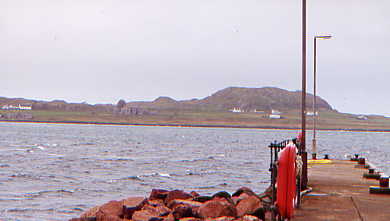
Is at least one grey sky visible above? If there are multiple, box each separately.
[1,1,389,115]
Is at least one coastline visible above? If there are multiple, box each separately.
[1,119,390,132]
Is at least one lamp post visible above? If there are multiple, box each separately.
[312,35,332,160]
[300,0,308,192]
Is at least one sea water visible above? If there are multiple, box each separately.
[0,122,389,220]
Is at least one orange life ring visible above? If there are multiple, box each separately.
[276,144,296,219]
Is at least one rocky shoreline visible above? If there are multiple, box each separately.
[70,187,271,221]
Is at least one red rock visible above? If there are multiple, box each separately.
[193,196,213,203]
[132,210,161,221]
[167,199,203,209]
[231,192,253,205]
[163,213,175,221]
[123,197,147,219]
[207,216,236,221]
[96,200,123,220]
[190,191,200,198]
[150,189,170,200]
[147,199,166,207]
[236,195,262,217]
[197,200,237,218]
[232,196,241,205]
[241,215,260,221]
[97,214,123,221]
[69,218,96,221]
[232,187,256,197]
[80,205,100,218]
[165,190,193,205]
[179,217,202,221]
[143,203,171,217]
[172,204,194,220]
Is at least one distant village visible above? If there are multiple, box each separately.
[0,104,33,120]
[2,104,32,110]
[229,107,286,119]
[228,107,370,121]
[229,107,320,119]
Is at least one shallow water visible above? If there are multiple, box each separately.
[0,122,389,220]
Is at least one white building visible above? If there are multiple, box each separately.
[357,115,368,120]
[252,109,265,113]
[271,109,281,115]
[2,104,32,110]
[306,111,319,116]
[230,107,243,113]
[269,114,281,119]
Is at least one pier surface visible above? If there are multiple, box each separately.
[293,160,390,221]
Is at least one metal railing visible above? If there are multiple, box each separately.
[267,138,301,221]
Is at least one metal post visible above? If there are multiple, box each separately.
[312,37,317,160]
[301,0,308,190]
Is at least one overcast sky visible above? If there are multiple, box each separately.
[1,1,389,115]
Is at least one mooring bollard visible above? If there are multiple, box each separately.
[351,154,359,161]
[355,157,369,169]
[369,175,390,194]
[363,168,381,180]
[379,176,389,188]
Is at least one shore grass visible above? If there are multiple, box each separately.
[1,109,390,131]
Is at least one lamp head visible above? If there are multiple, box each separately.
[315,35,332,40]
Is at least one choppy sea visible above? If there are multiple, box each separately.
[0,122,389,220]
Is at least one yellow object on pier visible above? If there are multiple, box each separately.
[308,159,333,164]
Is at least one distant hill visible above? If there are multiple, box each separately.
[0,86,333,113]
[127,87,333,112]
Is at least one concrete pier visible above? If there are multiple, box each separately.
[293,160,390,221]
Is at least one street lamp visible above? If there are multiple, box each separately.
[312,35,332,160]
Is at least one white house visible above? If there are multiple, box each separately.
[271,109,281,115]
[269,114,281,119]
[306,111,319,116]
[1,104,32,110]
[253,109,265,113]
[230,107,243,113]
[357,115,368,120]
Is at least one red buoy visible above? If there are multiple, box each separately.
[276,144,297,219]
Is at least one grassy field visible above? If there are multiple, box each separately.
[1,109,390,131]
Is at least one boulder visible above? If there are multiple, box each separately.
[163,213,175,221]
[206,216,235,221]
[123,197,147,219]
[172,204,194,220]
[179,217,202,221]
[132,210,161,221]
[232,187,258,205]
[236,196,262,217]
[167,199,203,209]
[212,191,234,205]
[143,203,171,217]
[232,187,256,197]
[197,200,237,218]
[147,199,166,207]
[97,214,122,221]
[193,196,213,203]
[250,208,265,221]
[80,205,100,218]
[96,200,123,220]
[190,191,200,198]
[165,190,193,205]
[150,189,170,200]
[69,218,96,221]
[240,215,260,221]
